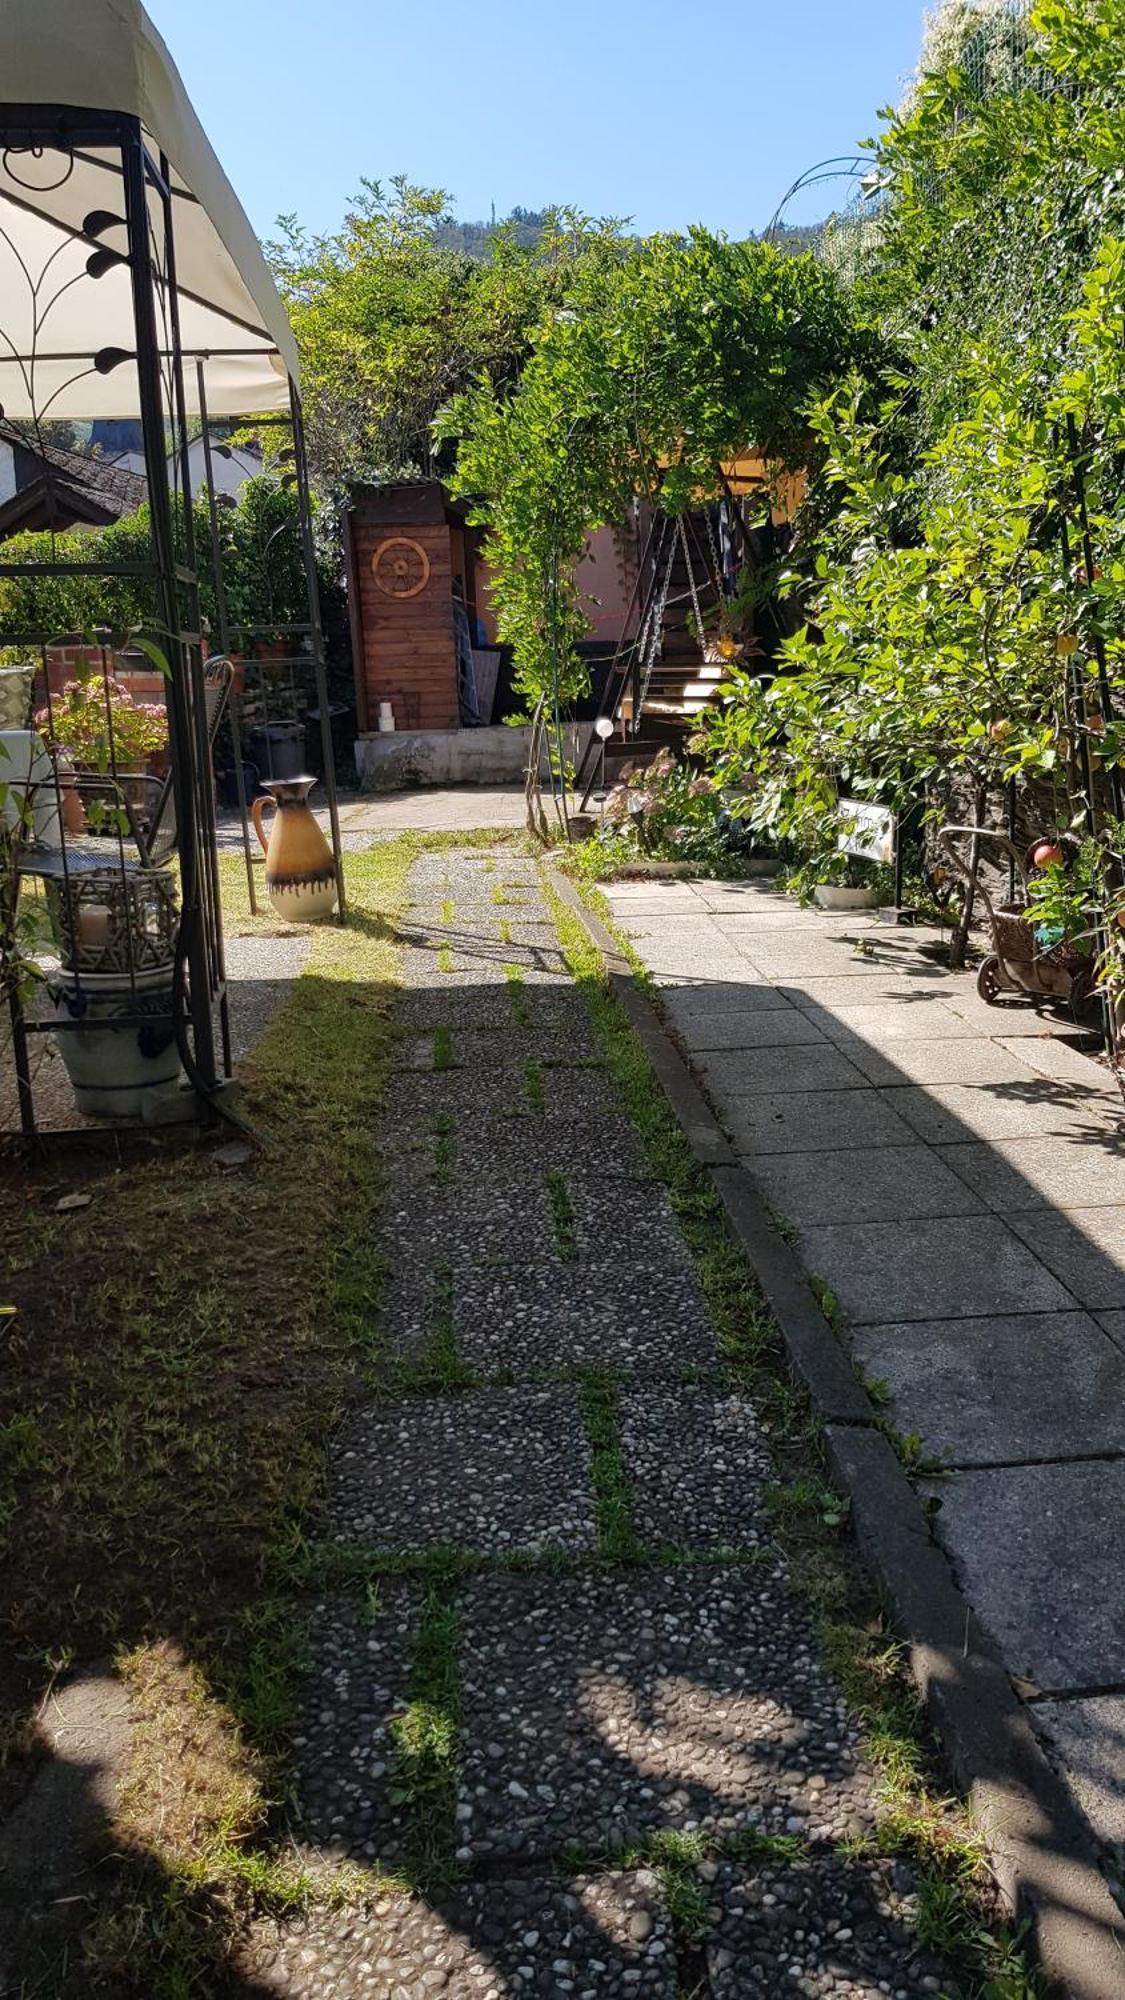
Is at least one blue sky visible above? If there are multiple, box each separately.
[146,0,923,244]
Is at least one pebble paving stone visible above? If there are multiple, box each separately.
[272,854,964,1994]
[382,1068,624,1136]
[704,1856,961,1998]
[293,1589,418,1864]
[617,1387,771,1547]
[561,1170,701,1272]
[456,1569,873,1860]
[376,1174,561,1270]
[247,1871,678,1998]
[329,1387,596,1553]
[455,1260,718,1375]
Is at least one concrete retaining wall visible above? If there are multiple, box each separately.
[355,724,594,791]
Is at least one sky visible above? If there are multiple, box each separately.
[145,0,924,245]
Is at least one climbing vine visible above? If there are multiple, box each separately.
[445,232,868,716]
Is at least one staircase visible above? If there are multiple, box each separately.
[577,509,740,806]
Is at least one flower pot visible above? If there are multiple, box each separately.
[49,964,185,1122]
[813,885,882,911]
[251,777,337,923]
[55,754,86,836]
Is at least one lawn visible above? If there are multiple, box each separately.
[0,840,414,1989]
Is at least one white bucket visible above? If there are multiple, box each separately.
[813,885,882,911]
[49,965,186,1122]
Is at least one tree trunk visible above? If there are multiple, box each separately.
[949,781,988,970]
[524,699,551,842]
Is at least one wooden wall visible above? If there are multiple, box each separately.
[346,485,460,734]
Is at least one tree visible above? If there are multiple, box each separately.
[267,178,626,495]
[447,231,867,751]
[704,0,1125,1000]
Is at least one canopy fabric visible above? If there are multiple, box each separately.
[0,0,298,419]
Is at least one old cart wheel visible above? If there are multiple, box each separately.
[976,955,1006,1005]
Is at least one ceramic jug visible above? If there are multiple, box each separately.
[251,776,337,922]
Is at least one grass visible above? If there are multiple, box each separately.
[0,838,416,1992]
[431,1112,456,1185]
[432,1026,454,1073]
[577,1374,639,1562]
[416,1266,473,1392]
[505,963,531,1026]
[541,868,1044,2000]
[388,1572,460,1881]
[545,1168,577,1259]
[524,1060,545,1112]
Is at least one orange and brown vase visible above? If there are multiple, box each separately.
[251,777,338,922]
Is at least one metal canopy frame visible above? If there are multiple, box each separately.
[0,103,344,1140]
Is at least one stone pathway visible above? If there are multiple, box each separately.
[602,874,1125,1908]
[242,850,961,1998]
[215,786,529,853]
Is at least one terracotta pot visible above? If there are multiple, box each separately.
[251,776,337,923]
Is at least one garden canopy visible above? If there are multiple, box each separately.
[0,0,298,419]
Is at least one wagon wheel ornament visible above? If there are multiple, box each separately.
[371,537,431,599]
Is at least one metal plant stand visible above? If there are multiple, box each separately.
[0,8,346,1138]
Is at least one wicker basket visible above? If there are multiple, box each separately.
[994,906,1088,978]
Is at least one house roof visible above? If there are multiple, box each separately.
[0,0,298,418]
[0,421,147,536]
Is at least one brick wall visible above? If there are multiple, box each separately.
[34,641,167,707]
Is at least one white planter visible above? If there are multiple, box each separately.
[49,965,186,1122]
[813,885,882,911]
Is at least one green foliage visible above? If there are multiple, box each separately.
[268,178,626,492]
[447,232,866,709]
[702,0,1125,1020]
[35,666,168,771]
[703,372,1081,842]
[0,477,331,649]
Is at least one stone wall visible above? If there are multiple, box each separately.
[355,724,595,792]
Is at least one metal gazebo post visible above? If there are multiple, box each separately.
[288,378,347,919]
[121,116,219,1092]
[197,359,259,916]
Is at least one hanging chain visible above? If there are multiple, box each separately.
[704,504,724,596]
[636,527,678,714]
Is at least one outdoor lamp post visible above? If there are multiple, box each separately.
[595,714,614,797]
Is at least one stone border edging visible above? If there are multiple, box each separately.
[547,865,1125,2000]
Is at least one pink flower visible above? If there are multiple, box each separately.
[689,776,714,797]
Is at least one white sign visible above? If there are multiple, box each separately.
[836,799,895,865]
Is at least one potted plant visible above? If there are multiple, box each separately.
[36,666,168,832]
[783,843,887,910]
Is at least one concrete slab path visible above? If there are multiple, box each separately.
[243,850,965,1997]
[603,874,1125,1912]
[216,785,529,852]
